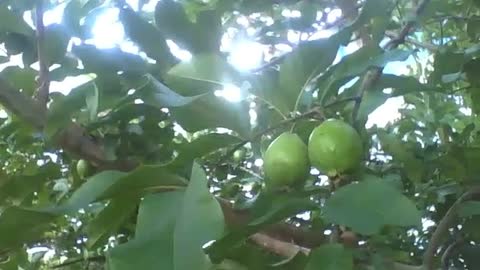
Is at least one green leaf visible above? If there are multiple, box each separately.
[459,201,480,217]
[136,191,185,239]
[58,165,186,214]
[173,162,225,270]
[378,74,441,96]
[85,83,99,122]
[107,191,185,270]
[430,49,465,84]
[154,0,195,50]
[119,7,175,69]
[189,9,222,53]
[206,192,318,262]
[318,45,413,103]
[140,74,204,107]
[0,207,56,250]
[464,59,480,87]
[46,80,96,137]
[0,66,37,96]
[0,7,34,36]
[323,175,421,235]
[277,31,350,114]
[86,197,138,249]
[44,24,70,65]
[62,0,103,37]
[470,88,480,115]
[170,94,251,138]
[377,130,424,182]
[467,16,480,40]
[167,54,240,89]
[305,244,353,270]
[166,133,242,174]
[356,90,389,122]
[0,163,60,204]
[108,234,175,270]
[72,44,148,75]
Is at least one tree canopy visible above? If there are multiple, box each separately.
[0,0,479,269]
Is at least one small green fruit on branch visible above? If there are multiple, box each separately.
[308,119,363,177]
[263,132,309,190]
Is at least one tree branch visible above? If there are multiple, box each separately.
[249,233,309,257]
[249,231,426,270]
[423,185,480,270]
[385,30,438,51]
[218,96,358,166]
[351,0,432,124]
[34,0,50,108]
[0,79,45,129]
[216,107,323,166]
[51,255,104,269]
[441,238,463,270]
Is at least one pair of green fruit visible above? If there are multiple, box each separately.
[263,119,363,189]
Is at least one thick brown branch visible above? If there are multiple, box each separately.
[249,233,309,257]
[441,238,463,270]
[0,79,45,128]
[423,185,480,270]
[35,0,50,108]
[248,230,425,270]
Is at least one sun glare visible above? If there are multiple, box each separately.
[90,9,125,49]
[214,84,243,102]
[228,40,264,71]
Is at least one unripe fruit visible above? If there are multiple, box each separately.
[232,149,246,162]
[263,132,309,189]
[76,159,90,178]
[308,119,363,176]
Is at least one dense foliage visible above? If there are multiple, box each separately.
[0,0,479,269]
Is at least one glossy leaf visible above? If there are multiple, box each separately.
[167,54,240,89]
[166,133,242,173]
[107,191,185,270]
[170,93,251,138]
[173,162,225,270]
[0,207,56,250]
[86,197,138,249]
[119,7,175,69]
[0,7,34,36]
[140,74,203,108]
[305,244,353,270]
[44,24,70,65]
[323,175,421,235]
[276,30,350,114]
[459,201,480,217]
[58,165,186,213]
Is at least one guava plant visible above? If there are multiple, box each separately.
[0,0,479,270]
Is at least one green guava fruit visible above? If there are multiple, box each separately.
[76,159,90,178]
[308,119,363,176]
[233,149,246,162]
[263,132,309,189]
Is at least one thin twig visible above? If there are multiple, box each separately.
[35,0,50,108]
[218,96,357,166]
[237,166,263,180]
[423,185,480,270]
[441,238,464,270]
[251,53,289,73]
[385,31,438,51]
[51,255,104,269]
[217,108,321,166]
